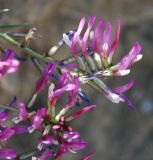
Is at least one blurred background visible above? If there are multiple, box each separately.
[0,0,153,159]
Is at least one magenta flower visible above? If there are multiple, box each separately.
[63,16,120,59]
[12,102,28,124]
[28,108,47,133]
[63,16,142,72]
[60,131,87,154]
[0,49,19,79]
[66,105,96,122]
[109,42,142,76]
[66,76,80,107]
[62,16,142,108]
[0,149,16,159]
[93,78,135,109]
[39,134,54,146]
[56,70,70,89]
[0,109,9,122]
[35,63,55,94]
[48,72,77,107]
[13,125,28,134]
[0,128,14,142]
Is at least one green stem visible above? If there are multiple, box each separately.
[0,104,18,112]
[0,32,50,62]
[0,23,32,29]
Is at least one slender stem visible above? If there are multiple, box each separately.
[0,32,63,72]
[31,58,43,73]
[0,32,50,62]
[0,104,18,112]
[0,23,32,29]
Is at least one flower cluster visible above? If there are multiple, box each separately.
[0,63,95,159]
[0,15,142,160]
[60,16,142,109]
[0,49,19,79]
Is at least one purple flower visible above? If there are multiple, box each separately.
[48,72,77,107]
[63,16,142,72]
[66,76,80,107]
[110,42,142,76]
[62,16,142,108]
[81,16,96,56]
[0,49,19,79]
[56,71,70,89]
[63,17,121,63]
[35,63,55,94]
[103,80,135,109]
[12,102,28,124]
[60,131,87,154]
[0,128,14,142]
[48,83,76,107]
[13,125,28,134]
[0,149,16,159]
[66,105,96,122]
[112,80,135,110]
[28,108,47,133]
[70,17,86,56]
[0,109,9,122]
[39,134,54,146]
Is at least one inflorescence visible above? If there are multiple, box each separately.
[0,16,142,160]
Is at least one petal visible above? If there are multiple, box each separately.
[35,63,55,94]
[81,16,96,56]
[111,20,120,52]
[67,139,87,151]
[18,102,28,120]
[56,71,70,89]
[0,128,14,142]
[118,42,142,70]
[37,108,47,117]
[0,59,19,77]
[52,125,61,130]
[91,19,104,53]
[100,23,112,57]
[108,20,120,64]
[66,76,80,107]
[13,125,28,134]
[113,80,135,93]
[0,110,9,122]
[113,92,135,110]
[63,131,80,140]
[6,60,20,73]
[66,105,96,122]
[71,17,86,56]
[40,134,54,145]
[32,115,42,129]
[1,49,15,61]
[103,90,125,103]
[93,78,125,103]
[0,149,17,159]
[32,108,47,129]
[53,84,76,98]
